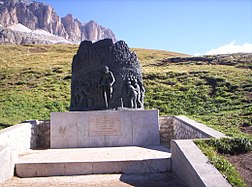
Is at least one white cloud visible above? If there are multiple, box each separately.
[193,52,201,56]
[205,41,252,55]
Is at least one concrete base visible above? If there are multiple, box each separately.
[51,110,160,148]
[15,146,171,177]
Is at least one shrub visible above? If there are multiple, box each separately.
[207,137,252,155]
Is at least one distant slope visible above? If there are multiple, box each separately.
[132,48,190,66]
[152,53,252,69]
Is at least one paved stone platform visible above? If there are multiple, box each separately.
[16,146,171,177]
[2,173,186,187]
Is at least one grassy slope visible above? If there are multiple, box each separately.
[143,64,251,137]
[1,44,251,139]
[131,48,189,66]
[0,45,75,126]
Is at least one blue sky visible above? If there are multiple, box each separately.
[42,0,252,55]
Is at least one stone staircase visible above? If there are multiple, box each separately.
[15,146,171,177]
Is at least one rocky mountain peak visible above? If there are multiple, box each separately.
[0,0,116,44]
[1,0,30,3]
[62,14,74,24]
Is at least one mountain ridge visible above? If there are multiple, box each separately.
[0,23,72,44]
[0,0,116,44]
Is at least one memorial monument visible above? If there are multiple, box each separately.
[51,39,159,148]
[70,39,145,111]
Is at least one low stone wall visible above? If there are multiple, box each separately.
[0,115,225,154]
[0,120,49,183]
[36,120,50,148]
[167,117,228,187]
[173,116,225,139]
[0,115,224,153]
[159,116,174,147]
[0,122,33,183]
[171,140,230,187]
[173,116,210,139]
[0,146,16,183]
[0,122,35,151]
[159,115,225,146]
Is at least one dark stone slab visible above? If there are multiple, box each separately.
[70,39,145,111]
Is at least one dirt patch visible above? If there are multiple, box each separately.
[28,46,48,53]
[226,152,252,186]
[239,125,252,135]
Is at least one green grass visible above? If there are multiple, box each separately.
[143,64,251,138]
[195,140,251,187]
[0,44,75,126]
[206,137,252,155]
[131,48,189,66]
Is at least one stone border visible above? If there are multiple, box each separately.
[171,140,231,187]
[159,115,226,147]
[0,146,16,183]
[0,122,34,183]
[169,116,230,187]
[0,122,34,151]
[173,116,226,139]
[0,120,48,183]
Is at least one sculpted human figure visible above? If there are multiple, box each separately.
[99,66,115,108]
[132,78,142,108]
[127,79,138,108]
[138,79,145,108]
[74,87,82,106]
[73,81,83,107]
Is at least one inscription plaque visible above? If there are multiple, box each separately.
[89,116,121,136]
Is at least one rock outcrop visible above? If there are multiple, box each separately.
[61,14,82,41]
[0,0,116,44]
[80,20,116,43]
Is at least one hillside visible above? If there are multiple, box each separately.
[0,44,251,137]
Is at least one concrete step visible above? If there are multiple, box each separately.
[2,173,187,187]
[15,146,171,177]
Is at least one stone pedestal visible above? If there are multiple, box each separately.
[50,110,159,148]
